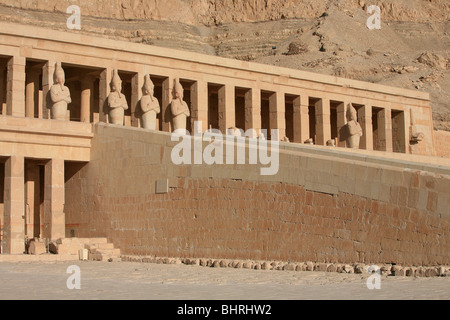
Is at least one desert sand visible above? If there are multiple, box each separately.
[0,261,448,300]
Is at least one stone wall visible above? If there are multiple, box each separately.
[434,130,450,158]
[64,123,450,266]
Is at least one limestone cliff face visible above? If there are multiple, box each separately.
[0,0,449,130]
[2,0,449,25]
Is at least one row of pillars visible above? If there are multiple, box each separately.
[1,55,398,151]
[1,156,64,254]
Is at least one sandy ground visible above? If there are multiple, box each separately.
[0,260,448,300]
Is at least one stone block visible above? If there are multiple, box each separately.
[155,179,169,194]
[28,241,46,255]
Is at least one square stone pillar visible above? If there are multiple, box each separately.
[80,76,94,123]
[25,163,40,238]
[358,104,373,150]
[191,80,208,133]
[3,155,25,254]
[43,159,65,241]
[25,66,40,118]
[99,68,112,123]
[376,107,393,152]
[218,84,235,134]
[131,73,144,128]
[160,76,173,132]
[6,56,26,117]
[336,101,348,147]
[0,67,5,115]
[315,98,331,146]
[293,94,309,143]
[269,92,285,140]
[245,87,261,137]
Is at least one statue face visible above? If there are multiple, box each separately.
[55,71,65,85]
[112,82,122,93]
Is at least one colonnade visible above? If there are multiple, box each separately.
[0,56,406,152]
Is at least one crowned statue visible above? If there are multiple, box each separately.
[108,69,129,125]
[140,74,160,130]
[50,62,71,120]
[346,103,363,149]
[170,78,190,132]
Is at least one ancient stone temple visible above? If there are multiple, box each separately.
[0,22,449,266]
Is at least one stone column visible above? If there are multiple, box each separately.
[0,66,5,115]
[269,92,285,140]
[245,87,261,137]
[131,73,144,127]
[191,80,208,133]
[6,56,26,117]
[99,67,112,123]
[336,101,347,148]
[293,94,309,143]
[218,84,235,134]
[3,155,25,254]
[42,60,55,119]
[377,107,393,152]
[25,163,40,238]
[358,104,373,150]
[43,159,65,241]
[80,77,93,123]
[315,98,331,146]
[160,76,173,132]
[25,67,40,118]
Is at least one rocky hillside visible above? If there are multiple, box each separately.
[0,0,449,130]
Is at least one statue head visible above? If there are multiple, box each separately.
[110,69,122,93]
[173,78,184,100]
[53,62,65,85]
[143,74,154,96]
[346,103,358,122]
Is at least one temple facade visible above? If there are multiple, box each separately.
[0,22,447,264]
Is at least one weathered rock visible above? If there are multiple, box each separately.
[425,268,438,277]
[354,264,367,274]
[284,263,296,271]
[405,267,415,277]
[219,260,229,268]
[48,242,58,254]
[380,265,392,276]
[316,263,329,272]
[327,264,337,273]
[28,241,46,255]
[392,266,405,276]
[343,265,354,273]
[306,261,314,271]
[261,262,271,270]
[191,259,200,266]
[415,267,425,277]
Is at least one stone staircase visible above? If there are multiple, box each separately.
[48,237,121,262]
